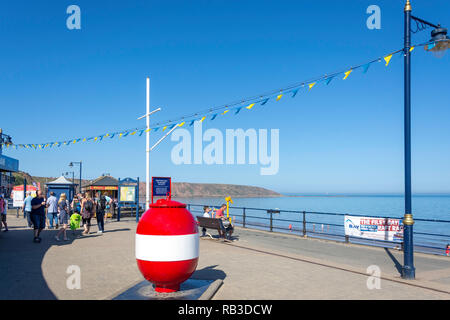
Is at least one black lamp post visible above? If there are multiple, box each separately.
[402,0,449,280]
[69,161,82,194]
[64,171,75,183]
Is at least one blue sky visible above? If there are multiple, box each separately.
[1,0,449,194]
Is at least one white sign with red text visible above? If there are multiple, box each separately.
[344,215,403,242]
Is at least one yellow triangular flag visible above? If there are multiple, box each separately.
[409,46,414,52]
[200,116,206,122]
[82,138,86,142]
[246,103,255,110]
[130,131,137,135]
[94,137,98,141]
[343,69,352,80]
[145,128,151,132]
[308,82,316,90]
[222,110,229,115]
[179,122,185,127]
[163,126,167,131]
[384,54,392,66]
[119,133,123,138]
[276,94,283,101]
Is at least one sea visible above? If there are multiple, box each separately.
[171,194,450,251]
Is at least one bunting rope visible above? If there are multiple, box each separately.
[2,40,439,151]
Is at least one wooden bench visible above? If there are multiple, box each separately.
[197,216,231,241]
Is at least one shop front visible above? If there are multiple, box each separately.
[0,154,19,198]
[82,175,119,200]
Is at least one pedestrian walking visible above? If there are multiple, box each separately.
[96,192,107,234]
[30,190,46,243]
[55,193,70,241]
[80,194,94,235]
[446,244,450,257]
[76,193,84,228]
[103,194,112,223]
[69,211,81,237]
[46,192,58,229]
[22,191,34,228]
[0,194,8,232]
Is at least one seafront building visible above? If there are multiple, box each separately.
[0,129,19,197]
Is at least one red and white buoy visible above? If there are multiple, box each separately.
[135,199,199,293]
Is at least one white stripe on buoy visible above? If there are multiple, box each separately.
[135,233,199,262]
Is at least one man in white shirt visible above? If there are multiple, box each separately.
[46,192,58,229]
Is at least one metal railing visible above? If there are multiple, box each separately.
[187,204,450,256]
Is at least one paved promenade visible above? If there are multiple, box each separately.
[1,211,449,300]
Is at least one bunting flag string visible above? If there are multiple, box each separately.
[4,40,436,151]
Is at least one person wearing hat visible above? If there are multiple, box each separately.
[22,191,34,228]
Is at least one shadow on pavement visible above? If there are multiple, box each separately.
[0,217,131,300]
[0,226,72,299]
[384,248,403,276]
[192,265,227,281]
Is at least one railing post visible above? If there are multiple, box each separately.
[270,211,273,232]
[243,207,246,228]
[187,204,191,211]
[345,235,349,243]
[303,211,307,238]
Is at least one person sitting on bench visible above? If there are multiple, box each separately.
[214,204,234,239]
[201,206,212,237]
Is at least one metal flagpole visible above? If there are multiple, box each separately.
[138,78,161,210]
[146,77,150,210]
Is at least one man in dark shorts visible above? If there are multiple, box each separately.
[31,190,46,243]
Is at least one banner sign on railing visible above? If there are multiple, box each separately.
[344,215,404,242]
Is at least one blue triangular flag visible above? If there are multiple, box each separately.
[235,107,242,115]
[260,98,269,105]
[325,76,334,85]
[138,130,145,136]
[211,114,218,121]
[291,89,299,97]
[189,120,195,126]
[362,63,370,74]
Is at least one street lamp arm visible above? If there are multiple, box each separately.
[411,15,440,29]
